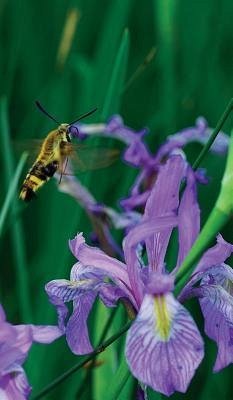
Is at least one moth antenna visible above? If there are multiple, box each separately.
[35,100,60,125]
[69,107,97,125]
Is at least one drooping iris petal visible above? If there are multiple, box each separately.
[126,293,204,396]
[45,264,123,354]
[143,156,186,273]
[195,234,233,274]
[179,264,233,372]
[179,236,233,302]
[69,233,134,303]
[198,285,233,371]
[66,293,96,354]
[175,167,200,271]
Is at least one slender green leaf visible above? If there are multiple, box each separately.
[101,29,129,120]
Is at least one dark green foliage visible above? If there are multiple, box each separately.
[0,0,233,399]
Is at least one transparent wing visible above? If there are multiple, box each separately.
[13,139,44,165]
[59,143,120,174]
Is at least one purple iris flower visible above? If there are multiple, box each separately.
[46,154,208,395]
[75,115,229,211]
[0,304,62,399]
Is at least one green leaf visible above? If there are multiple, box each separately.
[104,355,133,400]
[101,29,130,120]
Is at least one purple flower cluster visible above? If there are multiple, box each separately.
[46,141,233,395]
[2,114,231,398]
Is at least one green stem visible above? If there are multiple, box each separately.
[75,307,118,399]
[32,319,132,400]
[175,207,229,296]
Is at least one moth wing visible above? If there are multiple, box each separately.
[58,144,119,174]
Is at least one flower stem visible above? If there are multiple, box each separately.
[32,317,132,400]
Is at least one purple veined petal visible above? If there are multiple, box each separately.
[195,234,233,274]
[70,262,106,281]
[0,364,31,400]
[143,156,186,273]
[45,291,68,333]
[174,167,200,273]
[124,216,178,307]
[0,343,24,372]
[179,236,233,302]
[99,284,127,307]
[45,277,100,303]
[69,233,134,302]
[125,293,204,396]
[195,284,233,371]
[66,292,96,355]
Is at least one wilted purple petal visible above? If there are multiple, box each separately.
[175,167,200,271]
[66,293,96,354]
[123,138,152,167]
[143,156,186,273]
[126,293,203,395]
[120,190,151,211]
[154,117,229,164]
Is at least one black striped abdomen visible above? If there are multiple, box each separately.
[19,160,59,201]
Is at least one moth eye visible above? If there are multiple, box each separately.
[68,125,79,138]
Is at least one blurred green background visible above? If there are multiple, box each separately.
[0,0,233,399]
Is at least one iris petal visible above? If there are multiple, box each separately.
[126,293,203,396]
[66,293,96,354]
[143,156,186,273]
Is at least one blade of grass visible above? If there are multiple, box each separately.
[0,96,32,322]
[104,355,132,400]
[101,28,129,120]
[0,152,28,236]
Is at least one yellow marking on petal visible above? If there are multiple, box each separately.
[154,295,171,340]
